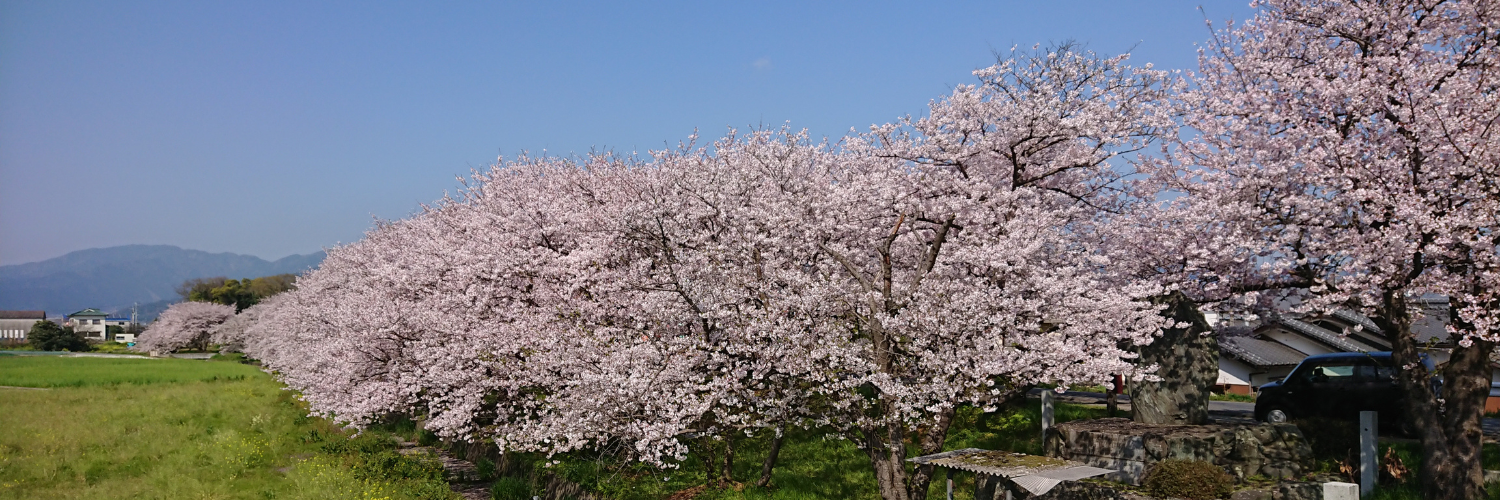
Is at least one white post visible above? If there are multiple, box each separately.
[1041,390,1055,443]
[1359,411,1378,497]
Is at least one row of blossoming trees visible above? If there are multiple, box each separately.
[135,1,1500,498]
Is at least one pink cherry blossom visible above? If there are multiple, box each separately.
[134,301,236,353]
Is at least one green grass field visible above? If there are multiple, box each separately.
[0,356,455,500]
[0,356,259,388]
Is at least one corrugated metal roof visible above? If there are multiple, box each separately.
[0,311,45,320]
[1221,336,1308,367]
[907,448,1111,496]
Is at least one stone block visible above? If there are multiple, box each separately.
[1230,489,1274,500]
[1321,482,1358,500]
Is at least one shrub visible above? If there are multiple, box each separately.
[491,477,531,500]
[91,341,137,354]
[352,450,445,483]
[1142,459,1234,500]
[319,433,397,455]
[1294,417,1359,462]
[27,320,89,352]
[476,457,497,481]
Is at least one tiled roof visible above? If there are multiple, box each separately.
[1330,310,1383,335]
[1278,317,1368,352]
[1318,310,1391,349]
[0,310,45,320]
[1221,336,1308,367]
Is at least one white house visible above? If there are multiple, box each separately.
[65,308,109,341]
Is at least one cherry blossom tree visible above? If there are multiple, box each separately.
[213,291,291,353]
[134,301,236,354]
[1163,1,1500,496]
[227,50,1179,500]
[236,124,1166,500]
[237,154,750,464]
[827,45,1178,500]
[227,46,1185,500]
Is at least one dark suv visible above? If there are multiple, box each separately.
[1254,352,1425,431]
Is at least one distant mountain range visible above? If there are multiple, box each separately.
[0,245,324,321]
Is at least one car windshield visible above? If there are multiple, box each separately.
[1289,356,1401,384]
[1294,360,1360,384]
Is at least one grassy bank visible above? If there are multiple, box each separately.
[451,399,1106,500]
[0,356,453,500]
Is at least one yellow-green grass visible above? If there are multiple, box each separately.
[1209,393,1255,403]
[0,356,455,500]
[0,356,257,388]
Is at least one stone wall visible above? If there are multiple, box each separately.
[1044,418,1313,485]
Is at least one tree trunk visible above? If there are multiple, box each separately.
[698,435,719,485]
[756,425,785,488]
[1107,374,1121,418]
[720,434,735,486]
[1429,337,1491,500]
[860,404,966,500]
[861,424,913,500]
[904,407,956,500]
[1380,293,1490,500]
[1131,292,1216,425]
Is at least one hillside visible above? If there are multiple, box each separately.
[0,245,324,320]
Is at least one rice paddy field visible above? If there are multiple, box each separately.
[0,355,454,500]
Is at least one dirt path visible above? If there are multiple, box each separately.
[395,439,489,500]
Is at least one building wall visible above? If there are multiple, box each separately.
[1218,358,1252,387]
[1217,358,1254,395]
[0,319,39,340]
[1250,366,1297,389]
[1218,357,1298,394]
[69,316,107,339]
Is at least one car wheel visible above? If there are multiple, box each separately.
[1263,406,1290,424]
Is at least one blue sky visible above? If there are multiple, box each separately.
[0,1,1258,266]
